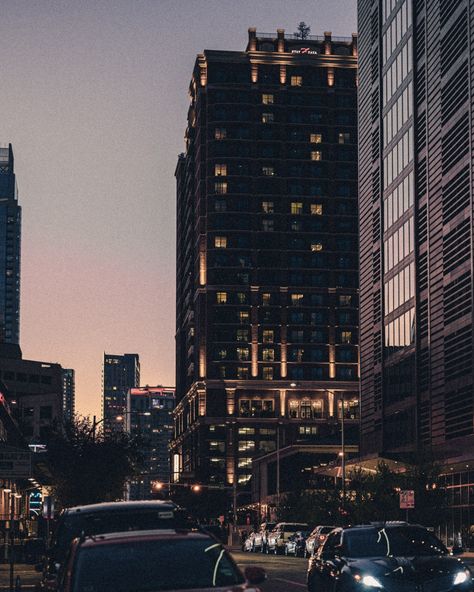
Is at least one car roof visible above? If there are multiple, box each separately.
[64,500,178,515]
[342,523,426,533]
[79,529,211,548]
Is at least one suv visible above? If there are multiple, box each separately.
[267,522,309,555]
[305,525,335,557]
[56,530,266,591]
[253,522,276,553]
[308,523,472,592]
[39,500,193,590]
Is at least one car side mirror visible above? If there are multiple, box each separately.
[452,546,464,556]
[245,566,266,585]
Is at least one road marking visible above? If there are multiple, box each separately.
[274,577,306,588]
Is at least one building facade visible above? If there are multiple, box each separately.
[358,0,474,539]
[62,368,75,420]
[172,29,360,498]
[126,385,175,499]
[0,144,21,345]
[102,353,140,436]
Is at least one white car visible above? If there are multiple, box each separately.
[253,522,276,553]
[305,525,335,557]
[267,522,309,555]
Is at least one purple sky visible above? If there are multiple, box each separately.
[0,0,356,417]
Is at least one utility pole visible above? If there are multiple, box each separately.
[9,491,15,592]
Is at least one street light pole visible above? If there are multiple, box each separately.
[276,422,280,514]
[341,396,346,509]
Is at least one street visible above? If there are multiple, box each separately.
[232,549,307,592]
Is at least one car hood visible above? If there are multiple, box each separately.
[347,555,467,580]
[147,587,259,592]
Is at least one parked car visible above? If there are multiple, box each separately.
[267,522,309,555]
[56,529,266,591]
[305,525,336,558]
[307,523,472,592]
[253,522,276,553]
[284,530,311,557]
[243,531,257,552]
[38,500,194,591]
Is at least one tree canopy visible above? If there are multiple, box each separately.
[294,22,311,39]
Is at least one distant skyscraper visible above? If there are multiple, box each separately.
[62,369,75,420]
[126,385,175,500]
[102,353,140,435]
[172,28,360,494]
[0,144,21,345]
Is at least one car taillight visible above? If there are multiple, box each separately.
[319,535,326,542]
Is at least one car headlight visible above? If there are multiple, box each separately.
[454,570,471,585]
[354,574,383,588]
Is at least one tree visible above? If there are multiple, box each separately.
[294,22,311,40]
[46,416,145,508]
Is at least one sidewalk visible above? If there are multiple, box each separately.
[0,563,39,590]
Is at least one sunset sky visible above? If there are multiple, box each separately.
[0,0,356,417]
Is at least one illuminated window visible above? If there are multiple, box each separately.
[236,329,248,342]
[238,427,255,435]
[293,348,304,362]
[215,164,227,176]
[217,349,227,360]
[339,295,352,306]
[238,457,253,469]
[214,236,227,248]
[219,366,226,378]
[262,166,275,176]
[262,112,274,124]
[291,293,304,306]
[237,347,250,361]
[262,293,271,305]
[263,367,274,380]
[238,440,255,452]
[262,93,274,105]
[215,181,228,194]
[311,204,323,216]
[291,75,303,86]
[215,128,227,140]
[262,348,275,361]
[291,202,303,215]
[239,310,249,324]
[237,292,247,304]
[262,201,274,213]
[289,400,299,418]
[311,242,323,252]
[338,132,351,144]
[238,474,252,484]
[237,367,249,379]
[311,151,322,161]
[310,133,322,143]
[341,331,352,344]
[263,329,274,343]
[216,292,227,304]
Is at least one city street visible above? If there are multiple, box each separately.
[232,549,307,591]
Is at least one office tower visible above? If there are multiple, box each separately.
[62,369,75,420]
[102,353,139,436]
[126,385,175,499]
[358,0,474,492]
[173,28,359,495]
[0,144,21,345]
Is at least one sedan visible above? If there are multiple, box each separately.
[57,529,266,591]
[285,531,310,557]
[308,523,473,592]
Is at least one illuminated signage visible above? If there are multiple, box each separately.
[291,47,318,55]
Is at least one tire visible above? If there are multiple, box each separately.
[284,546,288,556]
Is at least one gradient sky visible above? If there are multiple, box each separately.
[0,0,356,418]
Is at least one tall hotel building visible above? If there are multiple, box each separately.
[173,29,359,492]
[0,144,21,345]
[359,0,474,530]
[102,353,140,436]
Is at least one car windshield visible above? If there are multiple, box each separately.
[283,524,308,532]
[320,527,335,534]
[72,538,244,592]
[54,509,192,557]
[344,527,448,558]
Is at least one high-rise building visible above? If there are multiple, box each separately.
[62,369,75,420]
[126,385,175,500]
[358,0,474,528]
[0,144,21,345]
[102,353,139,436]
[172,28,360,495]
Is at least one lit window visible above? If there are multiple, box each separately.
[238,427,255,435]
[239,311,249,324]
[216,292,227,304]
[291,75,303,86]
[217,349,227,359]
[237,367,249,379]
[238,440,255,452]
[262,112,274,124]
[291,202,303,215]
[263,367,274,380]
[262,293,271,305]
[338,132,350,144]
[236,329,248,342]
[263,329,274,343]
[293,348,304,362]
[238,457,252,469]
[237,347,250,361]
[262,93,274,105]
[289,400,299,418]
[215,164,227,176]
[237,292,247,304]
[215,181,228,194]
[215,128,227,140]
[310,133,322,143]
[214,236,227,248]
[291,294,304,306]
[219,366,226,378]
[311,204,323,215]
[238,474,252,484]
[262,166,275,176]
[262,348,275,361]
[341,331,352,344]
[262,201,274,213]
[311,151,322,161]
[311,242,323,252]
[339,295,352,306]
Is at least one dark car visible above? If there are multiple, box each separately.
[39,500,194,590]
[56,529,266,592]
[307,523,472,592]
[305,525,336,558]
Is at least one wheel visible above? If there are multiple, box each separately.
[284,546,288,556]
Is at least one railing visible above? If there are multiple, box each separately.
[256,32,354,43]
